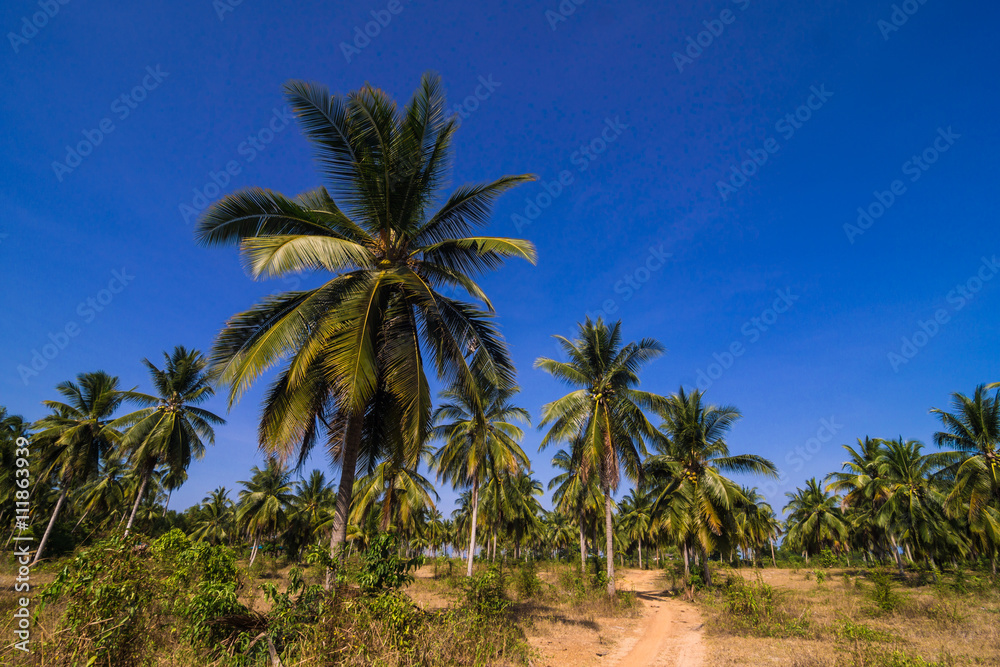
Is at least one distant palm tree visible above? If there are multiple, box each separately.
[290,470,335,547]
[783,478,848,565]
[875,438,954,574]
[191,486,234,544]
[195,74,536,573]
[351,455,438,533]
[647,387,777,585]
[619,487,653,569]
[434,377,529,576]
[237,460,296,565]
[31,372,136,564]
[73,457,129,531]
[536,318,666,596]
[118,347,224,536]
[1,408,30,530]
[548,444,602,572]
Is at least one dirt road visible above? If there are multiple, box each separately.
[612,570,706,667]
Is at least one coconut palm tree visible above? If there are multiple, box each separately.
[1,408,30,530]
[30,372,136,564]
[548,444,603,572]
[931,385,1000,572]
[195,74,536,572]
[118,347,224,536]
[536,318,666,596]
[434,377,530,576]
[874,438,954,574]
[191,487,235,544]
[237,460,296,565]
[350,454,438,533]
[645,387,777,585]
[619,486,653,569]
[289,471,335,548]
[783,478,849,564]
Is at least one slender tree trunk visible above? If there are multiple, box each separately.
[889,534,905,576]
[683,541,690,583]
[770,540,777,568]
[701,546,712,587]
[579,520,587,573]
[466,481,480,577]
[31,488,68,566]
[604,490,615,597]
[638,537,643,570]
[249,535,260,567]
[492,532,497,563]
[124,465,153,536]
[325,411,364,590]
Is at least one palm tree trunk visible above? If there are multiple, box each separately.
[326,411,364,590]
[701,546,712,587]
[638,537,643,570]
[31,487,68,565]
[770,540,777,568]
[124,465,153,536]
[683,541,690,583]
[466,480,480,577]
[579,520,587,573]
[604,490,615,597]
[889,534,905,576]
[249,535,260,566]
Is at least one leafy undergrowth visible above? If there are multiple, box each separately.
[11,532,535,666]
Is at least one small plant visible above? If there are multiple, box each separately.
[814,570,826,585]
[357,533,419,593]
[465,566,511,620]
[868,568,901,613]
[513,561,542,599]
[835,618,894,642]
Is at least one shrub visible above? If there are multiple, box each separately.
[868,568,901,613]
[513,561,542,599]
[717,574,809,637]
[358,533,418,593]
[38,534,159,666]
[465,566,511,620]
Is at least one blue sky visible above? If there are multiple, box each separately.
[2,0,998,515]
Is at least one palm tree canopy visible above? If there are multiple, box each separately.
[195,73,537,466]
[535,318,666,492]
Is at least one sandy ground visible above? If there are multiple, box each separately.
[526,568,707,667]
[608,569,706,667]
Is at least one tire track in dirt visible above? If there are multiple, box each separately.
[612,570,706,667]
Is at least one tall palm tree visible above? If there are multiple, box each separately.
[783,478,849,564]
[30,372,135,564]
[548,444,603,572]
[645,387,777,585]
[931,385,1000,572]
[237,460,296,565]
[434,377,530,575]
[118,347,224,535]
[195,74,536,570]
[536,318,666,596]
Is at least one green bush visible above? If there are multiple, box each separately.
[868,568,901,613]
[358,533,418,593]
[513,561,542,599]
[465,566,511,619]
[38,534,159,666]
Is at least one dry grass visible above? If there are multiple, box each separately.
[698,567,1000,667]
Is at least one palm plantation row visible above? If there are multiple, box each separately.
[5,74,998,599]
